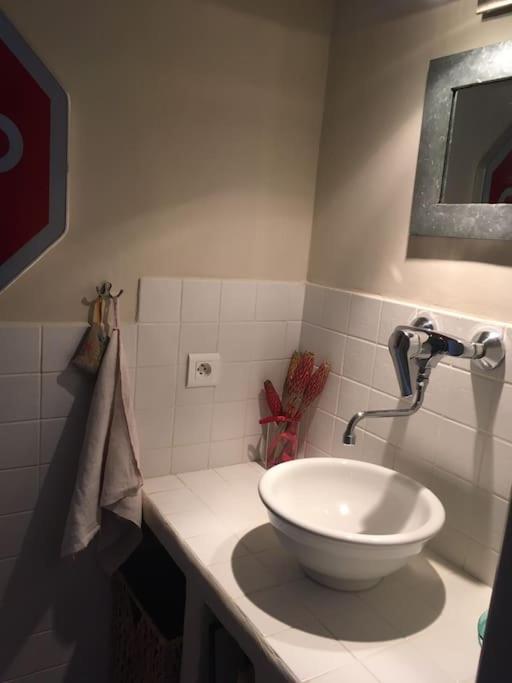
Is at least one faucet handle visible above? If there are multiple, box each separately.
[388,327,423,397]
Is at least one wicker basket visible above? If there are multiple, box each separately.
[111,573,182,683]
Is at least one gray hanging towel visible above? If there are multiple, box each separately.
[62,298,143,574]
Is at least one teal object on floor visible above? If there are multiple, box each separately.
[478,610,488,646]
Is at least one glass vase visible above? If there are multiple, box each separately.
[263,419,300,469]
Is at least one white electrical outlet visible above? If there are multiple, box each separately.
[186,353,221,388]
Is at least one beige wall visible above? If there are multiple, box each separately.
[308,0,512,322]
[0,0,333,321]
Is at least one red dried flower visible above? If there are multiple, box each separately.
[264,380,283,416]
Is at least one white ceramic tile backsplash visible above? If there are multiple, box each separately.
[1,274,510,683]
[138,277,182,322]
[137,323,179,367]
[181,279,221,322]
[0,325,41,374]
[0,421,39,470]
[300,282,512,586]
[42,324,87,372]
[220,281,257,322]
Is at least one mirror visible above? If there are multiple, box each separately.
[442,79,512,204]
[410,41,512,239]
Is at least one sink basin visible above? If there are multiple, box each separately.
[258,458,445,591]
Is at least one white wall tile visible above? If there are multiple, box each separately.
[365,391,407,444]
[332,418,365,459]
[172,443,210,473]
[301,324,345,374]
[179,322,218,366]
[218,323,255,362]
[468,488,508,552]
[362,433,396,468]
[0,375,40,423]
[288,283,306,321]
[0,421,39,469]
[135,410,173,449]
[138,278,181,323]
[181,279,221,322]
[176,364,214,406]
[464,538,499,586]
[303,284,325,326]
[433,418,481,482]
[393,452,433,488]
[399,409,441,463]
[135,365,176,413]
[427,524,469,572]
[121,323,138,368]
[215,363,249,403]
[256,282,289,321]
[318,373,340,415]
[41,370,93,419]
[139,448,171,478]
[343,336,376,385]
[378,301,417,346]
[0,467,39,515]
[245,434,264,463]
[245,398,268,436]
[321,289,351,333]
[209,438,244,467]
[42,325,87,372]
[255,282,304,322]
[173,404,213,446]
[479,436,512,499]
[220,281,257,321]
[337,377,369,421]
[491,381,512,442]
[212,401,246,442]
[0,512,31,558]
[137,324,179,367]
[252,322,287,361]
[428,468,473,536]
[2,630,73,681]
[248,360,287,400]
[305,443,331,458]
[424,364,498,431]
[348,294,382,342]
[40,416,86,465]
[285,322,302,358]
[307,410,335,454]
[0,326,40,374]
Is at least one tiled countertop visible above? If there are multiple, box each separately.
[143,463,491,683]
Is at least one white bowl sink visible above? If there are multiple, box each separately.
[258,458,445,591]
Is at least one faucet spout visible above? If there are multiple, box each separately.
[342,375,429,446]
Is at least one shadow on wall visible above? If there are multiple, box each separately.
[408,234,512,268]
[0,371,110,682]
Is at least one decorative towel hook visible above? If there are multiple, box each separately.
[96,281,124,300]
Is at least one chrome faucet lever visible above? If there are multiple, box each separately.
[343,317,504,446]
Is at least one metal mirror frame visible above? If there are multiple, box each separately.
[410,41,512,240]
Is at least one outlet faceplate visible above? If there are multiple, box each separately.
[187,353,221,388]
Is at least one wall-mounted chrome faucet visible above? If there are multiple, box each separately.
[342,317,505,445]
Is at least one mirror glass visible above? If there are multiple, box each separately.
[441,78,512,204]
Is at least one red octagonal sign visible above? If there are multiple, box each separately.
[0,13,68,291]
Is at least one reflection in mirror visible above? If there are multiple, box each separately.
[442,78,512,204]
